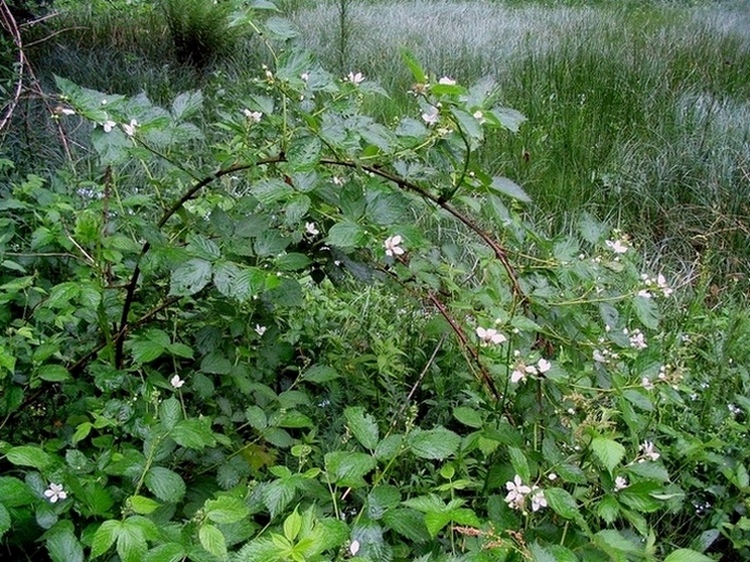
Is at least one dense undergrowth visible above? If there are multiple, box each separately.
[1,0,749,561]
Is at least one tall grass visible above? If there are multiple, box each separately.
[289,0,750,290]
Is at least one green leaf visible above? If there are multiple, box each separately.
[205,496,250,524]
[171,90,203,120]
[0,503,9,539]
[45,522,84,562]
[264,16,298,40]
[171,418,216,449]
[283,507,302,541]
[344,407,380,450]
[302,364,339,383]
[401,49,427,83]
[382,508,431,543]
[324,451,377,487]
[199,524,228,559]
[663,550,714,562]
[544,488,583,522]
[632,295,660,329]
[0,477,36,506]
[245,405,268,430]
[453,406,483,429]
[159,398,182,430]
[127,495,160,514]
[491,106,526,132]
[508,446,531,482]
[529,542,557,562]
[623,389,654,412]
[144,543,186,562]
[6,445,51,469]
[213,262,261,301]
[91,520,121,558]
[591,437,626,473]
[488,176,531,203]
[187,234,220,260]
[408,427,461,460]
[131,340,166,364]
[423,511,453,537]
[117,519,148,562]
[252,178,294,205]
[287,136,322,169]
[594,530,644,556]
[262,478,297,518]
[37,365,71,382]
[597,495,620,524]
[325,222,364,248]
[145,467,186,503]
[169,258,212,296]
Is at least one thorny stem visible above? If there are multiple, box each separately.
[427,293,500,400]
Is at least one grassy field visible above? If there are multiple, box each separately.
[287,0,750,293]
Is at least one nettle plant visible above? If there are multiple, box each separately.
[0,7,714,562]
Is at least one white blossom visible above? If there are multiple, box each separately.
[102,120,116,133]
[349,540,360,556]
[605,239,628,254]
[476,326,506,346]
[421,106,440,126]
[243,109,263,123]
[641,377,654,391]
[170,375,185,389]
[122,119,138,136]
[504,475,531,511]
[347,72,364,85]
[530,487,547,512]
[305,222,319,236]
[614,476,629,491]
[384,235,405,257]
[629,329,647,350]
[438,76,456,85]
[255,324,267,336]
[536,358,551,373]
[44,483,67,503]
[639,441,660,462]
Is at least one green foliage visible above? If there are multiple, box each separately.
[1,2,749,561]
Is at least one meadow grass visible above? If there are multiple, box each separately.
[289,0,750,291]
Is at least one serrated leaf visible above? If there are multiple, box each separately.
[597,495,620,524]
[245,406,268,430]
[544,487,582,521]
[265,16,298,40]
[117,519,148,562]
[131,340,165,364]
[169,259,212,296]
[91,520,121,558]
[324,452,377,488]
[663,549,714,562]
[344,407,379,450]
[453,406,483,428]
[632,295,660,329]
[144,543,186,562]
[205,496,249,524]
[283,507,302,541]
[37,365,71,382]
[408,427,460,460]
[261,478,297,518]
[172,90,203,120]
[594,529,643,555]
[287,136,321,169]
[0,477,35,507]
[199,524,227,559]
[302,364,339,383]
[0,504,9,539]
[401,49,427,83]
[128,495,160,514]
[171,418,215,449]
[382,508,430,543]
[252,178,294,205]
[491,106,526,132]
[45,522,84,562]
[159,398,181,430]
[623,389,654,412]
[489,176,531,202]
[325,222,364,248]
[6,445,51,469]
[145,467,185,503]
[591,437,626,473]
[508,446,531,482]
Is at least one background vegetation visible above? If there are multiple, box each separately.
[1,0,749,560]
